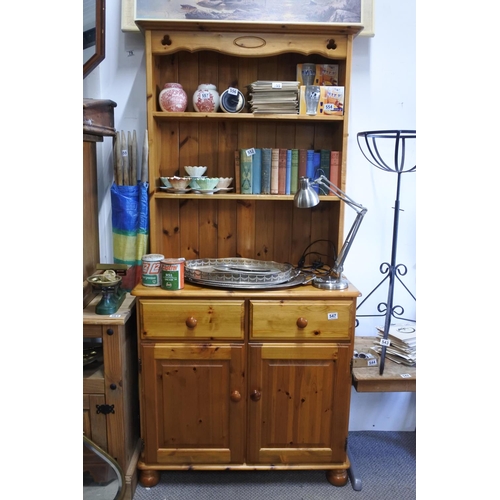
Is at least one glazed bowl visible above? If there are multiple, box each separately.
[216,177,233,189]
[161,176,192,190]
[184,165,207,177]
[194,177,219,191]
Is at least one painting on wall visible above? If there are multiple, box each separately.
[122,0,374,36]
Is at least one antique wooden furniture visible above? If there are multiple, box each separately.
[83,294,141,500]
[132,20,362,488]
[83,99,141,499]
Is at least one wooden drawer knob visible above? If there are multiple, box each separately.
[296,317,308,329]
[230,390,241,402]
[250,389,261,402]
[185,316,197,328]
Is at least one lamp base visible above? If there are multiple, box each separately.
[312,276,349,290]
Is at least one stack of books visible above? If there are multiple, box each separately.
[372,323,416,367]
[247,81,300,114]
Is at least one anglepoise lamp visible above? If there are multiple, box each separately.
[294,175,367,290]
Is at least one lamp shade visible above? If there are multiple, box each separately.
[294,177,320,208]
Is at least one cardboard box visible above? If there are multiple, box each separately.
[299,86,344,116]
[296,63,339,86]
[352,349,380,368]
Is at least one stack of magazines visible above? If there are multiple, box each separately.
[372,323,416,366]
[247,81,300,114]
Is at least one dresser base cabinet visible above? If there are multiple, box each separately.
[133,283,359,487]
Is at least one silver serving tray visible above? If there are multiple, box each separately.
[185,258,296,284]
[186,271,308,289]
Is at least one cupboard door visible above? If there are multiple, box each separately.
[141,343,246,465]
[247,343,351,465]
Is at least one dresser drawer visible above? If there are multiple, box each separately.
[250,300,354,340]
[139,300,245,340]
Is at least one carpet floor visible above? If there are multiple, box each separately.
[132,431,416,500]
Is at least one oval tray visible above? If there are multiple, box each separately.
[185,258,296,284]
[186,271,307,290]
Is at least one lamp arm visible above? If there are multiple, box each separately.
[312,175,367,276]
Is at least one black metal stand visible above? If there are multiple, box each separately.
[355,130,416,375]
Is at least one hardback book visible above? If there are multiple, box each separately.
[330,150,342,191]
[298,148,307,181]
[261,148,272,194]
[305,149,315,181]
[319,149,331,195]
[278,148,287,194]
[285,149,292,195]
[252,148,262,194]
[240,148,253,194]
[305,149,320,193]
[271,148,280,194]
[290,149,299,194]
[234,150,241,194]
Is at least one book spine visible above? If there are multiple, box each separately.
[234,150,241,194]
[305,149,315,181]
[271,148,280,194]
[319,149,331,195]
[261,148,272,194]
[278,148,287,195]
[329,150,342,192]
[298,148,307,181]
[285,149,292,195]
[290,149,299,194]
[313,151,321,192]
[240,148,253,194]
[252,148,262,194]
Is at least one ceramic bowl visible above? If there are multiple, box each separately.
[184,165,207,177]
[194,177,219,191]
[216,177,233,189]
[161,176,192,190]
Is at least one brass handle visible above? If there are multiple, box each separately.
[250,389,261,402]
[185,316,197,328]
[296,317,308,329]
[230,390,241,402]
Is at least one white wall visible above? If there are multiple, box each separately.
[84,0,416,431]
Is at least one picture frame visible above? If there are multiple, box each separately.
[121,1,375,37]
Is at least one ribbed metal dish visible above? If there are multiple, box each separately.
[185,258,296,285]
[186,271,307,290]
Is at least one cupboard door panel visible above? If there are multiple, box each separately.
[247,344,351,464]
[142,343,246,464]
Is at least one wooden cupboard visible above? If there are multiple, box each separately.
[133,20,362,488]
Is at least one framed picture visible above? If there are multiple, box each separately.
[122,0,375,37]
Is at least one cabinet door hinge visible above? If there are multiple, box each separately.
[350,358,353,374]
[345,436,348,452]
[96,404,115,415]
[138,358,142,373]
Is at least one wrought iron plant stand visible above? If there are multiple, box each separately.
[355,130,416,375]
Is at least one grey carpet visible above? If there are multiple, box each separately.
[132,431,416,499]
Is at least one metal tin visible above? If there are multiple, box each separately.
[161,258,186,290]
[142,254,164,286]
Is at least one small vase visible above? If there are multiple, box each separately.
[159,83,188,112]
[193,84,220,113]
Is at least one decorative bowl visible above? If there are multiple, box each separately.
[161,176,192,190]
[184,166,207,177]
[194,177,219,191]
[216,177,233,189]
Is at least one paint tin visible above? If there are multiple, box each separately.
[161,258,186,290]
[141,254,164,286]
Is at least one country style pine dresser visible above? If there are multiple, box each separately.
[132,19,362,488]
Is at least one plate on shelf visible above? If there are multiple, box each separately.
[193,188,221,194]
[216,187,233,192]
[160,187,192,193]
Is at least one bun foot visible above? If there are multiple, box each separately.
[326,468,348,486]
[139,469,160,487]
